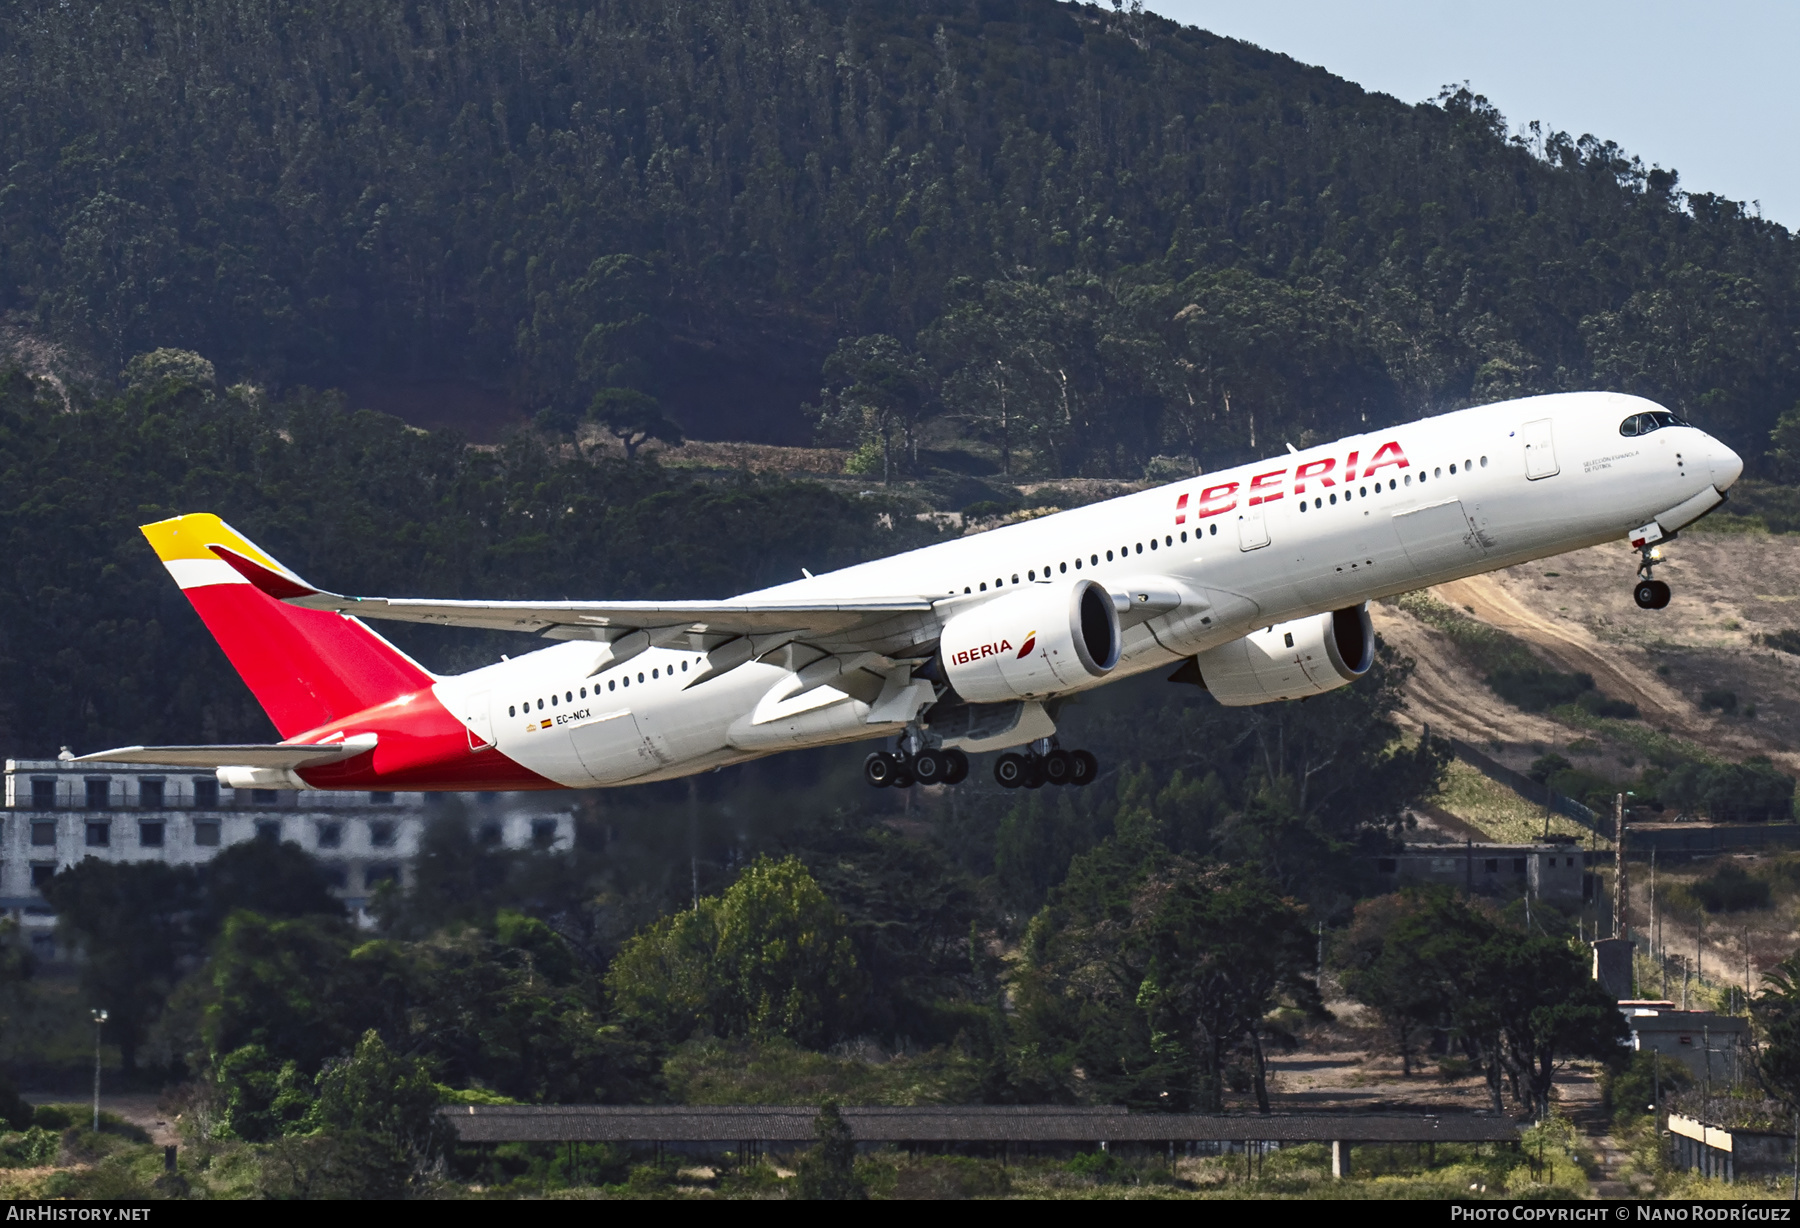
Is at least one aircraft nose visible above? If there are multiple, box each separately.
[1712,438,1744,491]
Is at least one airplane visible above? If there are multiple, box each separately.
[79,390,1742,793]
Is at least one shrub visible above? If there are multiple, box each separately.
[1760,629,1800,656]
[0,1127,58,1167]
[1488,667,1592,712]
[1690,865,1772,913]
[893,1157,1010,1199]
[1661,760,1796,822]
[1701,689,1739,714]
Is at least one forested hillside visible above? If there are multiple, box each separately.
[2,0,1795,472]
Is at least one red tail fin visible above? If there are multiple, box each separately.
[141,514,434,738]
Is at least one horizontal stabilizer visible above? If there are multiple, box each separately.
[74,734,377,770]
[209,544,933,639]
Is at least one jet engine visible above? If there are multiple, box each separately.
[1178,604,1374,706]
[939,579,1121,703]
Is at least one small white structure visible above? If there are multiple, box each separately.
[2,758,574,955]
[1617,1000,1749,1079]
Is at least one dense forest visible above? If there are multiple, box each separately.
[2,0,1796,472]
[4,1,1800,1196]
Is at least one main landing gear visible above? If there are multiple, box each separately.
[863,746,970,789]
[993,743,1098,790]
[1633,539,1672,610]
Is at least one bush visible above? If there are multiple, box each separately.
[1488,667,1593,712]
[30,1106,71,1131]
[1528,753,1573,784]
[1759,629,1800,656]
[1690,865,1772,913]
[1601,1051,1692,1123]
[1576,692,1639,720]
[1701,689,1739,714]
[0,1127,58,1167]
[1661,760,1796,822]
[893,1157,1010,1199]
[0,1074,30,1132]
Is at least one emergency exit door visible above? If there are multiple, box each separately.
[1522,418,1560,479]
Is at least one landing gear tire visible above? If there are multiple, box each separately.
[863,751,903,788]
[1042,749,1074,786]
[912,748,946,784]
[942,748,970,785]
[1634,579,1671,610]
[994,752,1027,789]
[1022,758,1045,789]
[1070,749,1098,786]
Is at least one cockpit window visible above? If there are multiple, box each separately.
[1619,411,1690,436]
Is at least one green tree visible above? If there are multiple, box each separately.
[1334,892,1448,1076]
[587,387,684,459]
[812,335,933,483]
[607,855,864,1047]
[795,1100,866,1200]
[41,858,201,1072]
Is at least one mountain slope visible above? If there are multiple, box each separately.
[2,0,1796,470]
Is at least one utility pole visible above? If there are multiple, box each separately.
[1614,794,1627,941]
[1650,850,1660,994]
[90,1008,108,1132]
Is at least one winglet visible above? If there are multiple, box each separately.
[208,544,322,600]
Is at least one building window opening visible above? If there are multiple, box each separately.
[139,780,164,809]
[31,820,55,846]
[86,821,110,847]
[251,789,278,805]
[365,863,401,888]
[138,821,164,848]
[321,865,349,890]
[193,821,221,847]
[531,819,558,849]
[254,820,280,842]
[1483,858,1498,873]
[31,779,55,809]
[30,863,56,890]
[477,821,502,848]
[317,821,343,849]
[369,792,394,806]
[369,820,397,849]
[85,779,109,810]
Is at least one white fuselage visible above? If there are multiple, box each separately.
[433,392,1742,787]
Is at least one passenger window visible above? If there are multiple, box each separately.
[1434,467,1442,478]
[609,680,616,691]
[1149,539,1157,550]
[537,698,544,710]
[1404,474,1412,485]
[1449,464,1457,474]
[1165,536,1172,546]
[1464,459,1472,470]
[1330,493,1337,504]
[1090,554,1099,565]
[681,661,688,672]
[1073,559,1081,569]
[623,677,629,687]
[637,672,645,683]
[979,582,987,591]
[1059,562,1067,573]
[551,695,557,707]
[1479,456,1487,468]
[508,705,516,717]
[1299,501,1308,512]
[1106,550,1114,561]
[1011,574,1019,584]
[1028,570,1035,581]
[1209,524,1218,535]
[566,690,572,701]
[1180,531,1188,542]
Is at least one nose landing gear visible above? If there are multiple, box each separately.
[1633,539,1672,610]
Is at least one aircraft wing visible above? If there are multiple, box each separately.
[73,735,378,770]
[207,545,933,640]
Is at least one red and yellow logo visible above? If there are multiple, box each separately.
[1017,631,1038,658]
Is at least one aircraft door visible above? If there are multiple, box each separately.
[1237,504,1270,551]
[1391,499,1488,581]
[569,709,659,784]
[1522,418,1560,479]
[462,690,495,750]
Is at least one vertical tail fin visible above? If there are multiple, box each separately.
[141,514,435,738]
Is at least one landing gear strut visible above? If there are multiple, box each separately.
[863,746,970,789]
[1633,539,1672,610]
[994,742,1098,790]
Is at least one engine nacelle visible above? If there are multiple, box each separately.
[939,579,1121,703]
[1184,605,1374,706]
